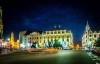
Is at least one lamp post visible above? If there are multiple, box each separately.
[7,38,10,42]
[7,38,12,50]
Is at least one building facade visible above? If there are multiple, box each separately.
[19,31,26,45]
[19,31,40,48]
[82,21,100,50]
[19,26,73,49]
[40,26,73,48]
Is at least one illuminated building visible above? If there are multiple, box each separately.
[93,31,100,41]
[0,7,3,47]
[82,21,100,50]
[30,32,41,48]
[19,31,26,45]
[40,25,73,48]
[19,31,31,48]
[10,32,20,48]
[19,25,73,49]
[19,31,41,48]
[0,7,3,39]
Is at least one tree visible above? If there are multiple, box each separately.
[53,39,62,48]
[31,43,36,48]
[95,38,100,47]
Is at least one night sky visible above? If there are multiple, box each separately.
[0,0,100,44]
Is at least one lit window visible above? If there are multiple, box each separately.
[67,36,69,38]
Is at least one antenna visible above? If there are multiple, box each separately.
[54,25,56,28]
[59,25,61,28]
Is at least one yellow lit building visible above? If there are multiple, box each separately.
[10,32,20,49]
[40,25,73,48]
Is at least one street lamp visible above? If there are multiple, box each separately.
[7,38,10,41]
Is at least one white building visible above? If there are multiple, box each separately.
[82,21,100,50]
[19,31,41,48]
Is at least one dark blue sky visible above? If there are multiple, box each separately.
[0,0,100,43]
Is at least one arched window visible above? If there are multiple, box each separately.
[90,35,92,37]
[58,31,60,34]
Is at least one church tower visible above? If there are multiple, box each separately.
[85,21,90,31]
[11,32,14,45]
[0,7,3,39]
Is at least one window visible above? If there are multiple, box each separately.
[47,32,49,34]
[90,39,91,41]
[62,39,64,41]
[51,32,53,34]
[94,35,96,38]
[62,31,64,33]
[67,39,69,42]
[86,35,87,38]
[58,31,60,34]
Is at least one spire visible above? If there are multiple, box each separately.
[58,25,61,28]
[11,32,14,35]
[85,20,90,31]
[87,20,89,25]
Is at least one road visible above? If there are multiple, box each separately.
[0,50,98,64]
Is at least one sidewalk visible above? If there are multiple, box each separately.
[87,52,100,63]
